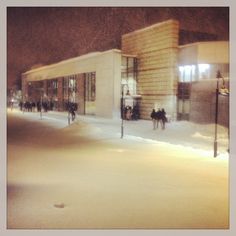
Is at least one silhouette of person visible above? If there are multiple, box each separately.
[160,108,167,129]
[150,109,157,130]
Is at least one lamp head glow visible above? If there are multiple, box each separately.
[121,79,128,86]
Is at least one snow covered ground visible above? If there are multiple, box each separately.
[7,109,229,229]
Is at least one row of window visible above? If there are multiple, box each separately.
[28,72,96,102]
[29,62,228,105]
[178,63,229,82]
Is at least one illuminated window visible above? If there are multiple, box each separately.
[85,72,96,102]
[198,64,210,79]
[46,79,58,98]
[178,65,196,82]
[121,56,137,95]
[63,75,77,101]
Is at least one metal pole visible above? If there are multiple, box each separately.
[68,78,70,125]
[40,91,43,120]
[121,85,124,138]
[214,77,219,157]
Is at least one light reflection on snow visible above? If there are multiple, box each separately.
[118,134,229,160]
[107,148,125,153]
[192,132,228,143]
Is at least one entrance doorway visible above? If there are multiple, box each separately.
[84,72,96,115]
[177,82,191,120]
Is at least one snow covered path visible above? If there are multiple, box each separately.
[7,110,229,229]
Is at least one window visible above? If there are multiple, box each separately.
[121,56,137,95]
[179,65,196,82]
[85,72,96,102]
[47,79,58,98]
[198,64,210,80]
[63,75,77,101]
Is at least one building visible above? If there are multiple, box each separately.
[22,50,124,118]
[21,19,229,125]
[178,41,229,126]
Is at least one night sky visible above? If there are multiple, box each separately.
[7,7,229,89]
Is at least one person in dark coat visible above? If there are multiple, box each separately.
[31,102,36,112]
[150,109,157,130]
[160,108,167,129]
[43,102,48,112]
[69,102,76,121]
[19,101,23,111]
[156,108,162,129]
[132,105,139,120]
[37,101,41,112]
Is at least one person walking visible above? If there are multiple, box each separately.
[160,108,167,129]
[19,101,23,111]
[150,109,157,130]
[31,102,36,112]
[37,101,41,112]
[69,102,76,121]
[156,108,162,129]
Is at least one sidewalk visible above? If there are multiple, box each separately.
[37,110,229,154]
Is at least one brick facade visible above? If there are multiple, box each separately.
[122,20,179,120]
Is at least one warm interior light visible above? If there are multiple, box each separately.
[198,64,210,73]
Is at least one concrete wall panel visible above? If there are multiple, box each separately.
[190,79,229,126]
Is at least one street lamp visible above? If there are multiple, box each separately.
[38,88,44,120]
[121,82,130,138]
[67,78,71,125]
[214,70,229,157]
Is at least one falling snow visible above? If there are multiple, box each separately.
[7,7,229,88]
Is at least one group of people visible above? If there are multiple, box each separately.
[18,100,78,122]
[123,105,140,121]
[150,108,167,130]
[19,101,54,112]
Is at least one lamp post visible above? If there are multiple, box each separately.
[23,94,28,114]
[67,78,71,125]
[214,70,229,157]
[121,83,129,138]
[31,86,44,120]
[213,71,221,157]
[38,88,44,120]
[40,91,43,120]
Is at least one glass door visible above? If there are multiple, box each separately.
[84,72,96,115]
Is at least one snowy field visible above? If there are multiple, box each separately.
[7,109,229,229]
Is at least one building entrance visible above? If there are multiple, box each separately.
[177,82,190,120]
[84,72,96,115]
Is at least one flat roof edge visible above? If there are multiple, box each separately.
[22,49,121,75]
[179,41,229,48]
[122,19,179,38]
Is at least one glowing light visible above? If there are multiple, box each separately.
[179,65,196,82]
[198,64,210,73]
[179,66,184,72]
